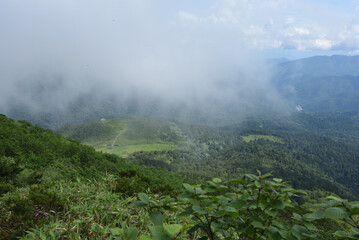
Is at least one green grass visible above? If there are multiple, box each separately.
[62,118,186,157]
[241,134,284,143]
[95,142,182,157]
[59,118,288,157]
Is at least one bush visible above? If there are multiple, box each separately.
[133,171,318,240]
[28,185,65,212]
[0,183,14,196]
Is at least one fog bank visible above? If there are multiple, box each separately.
[0,0,288,128]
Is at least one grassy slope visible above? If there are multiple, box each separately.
[58,118,188,157]
[0,114,191,239]
[0,114,186,191]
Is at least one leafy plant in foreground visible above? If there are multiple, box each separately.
[305,196,359,239]
[134,171,317,240]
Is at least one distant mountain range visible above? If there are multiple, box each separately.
[273,55,359,112]
[275,55,359,77]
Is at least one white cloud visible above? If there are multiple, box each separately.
[314,39,335,50]
[173,0,359,53]
[294,28,310,36]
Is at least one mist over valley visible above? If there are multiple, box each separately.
[2,1,359,239]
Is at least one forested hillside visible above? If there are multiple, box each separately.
[2,115,359,239]
[58,112,359,201]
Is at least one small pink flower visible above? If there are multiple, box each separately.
[35,211,49,217]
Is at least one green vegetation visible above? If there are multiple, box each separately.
[62,113,359,200]
[132,172,356,240]
[241,134,283,143]
[2,113,359,239]
[2,170,357,240]
[58,118,187,157]
[0,114,186,239]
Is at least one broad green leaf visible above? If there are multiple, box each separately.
[178,207,193,217]
[265,209,278,217]
[271,199,285,209]
[352,227,359,235]
[152,233,171,240]
[125,227,138,240]
[334,231,350,238]
[278,230,290,239]
[259,199,268,210]
[350,207,359,215]
[224,206,237,213]
[138,193,149,203]
[192,205,206,214]
[228,179,243,184]
[110,228,123,236]
[302,232,317,238]
[304,210,326,221]
[212,209,226,217]
[262,173,272,178]
[204,186,217,193]
[326,196,345,202]
[291,224,308,239]
[132,201,148,207]
[194,187,206,195]
[304,222,317,231]
[292,213,302,221]
[283,201,294,208]
[269,231,282,240]
[217,185,228,191]
[350,201,359,208]
[139,235,152,240]
[273,178,282,183]
[272,220,285,229]
[149,225,163,235]
[245,174,259,181]
[213,178,222,183]
[149,226,171,240]
[150,212,164,226]
[164,224,182,237]
[324,207,349,219]
[187,224,201,234]
[254,181,261,188]
[230,199,246,209]
[183,183,195,193]
[239,191,250,201]
[252,221,265,229]
[294,189,308,195]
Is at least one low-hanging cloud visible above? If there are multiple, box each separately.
[0,0,291,127]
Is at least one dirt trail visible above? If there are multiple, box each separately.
[111,131,121,146]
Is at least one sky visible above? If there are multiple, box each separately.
[0,0,358,124]
[1,0,358,62]
[168,0,359,59]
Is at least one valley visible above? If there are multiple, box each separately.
[3,111,359,239]
[58,111,359,200]
[2,0,359,237]
[2,54,359,239]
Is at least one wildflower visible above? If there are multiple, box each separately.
[35,211,49,217]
